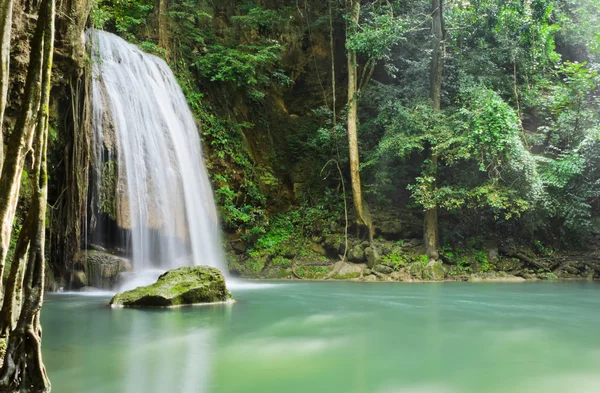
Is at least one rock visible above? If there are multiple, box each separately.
[364,247,381,268]
[85,250,132,289]
[110,266,232,307]
[423,260,446,281]
[311,243,327,256]
[348,244,365,263]
[363,268,372,276]
[495,258,522,272]
[45,263,66,292]
[231,240,248,254]
[407,262,424,279]
[371,270,390,280]
[405,239,423,249]
[363,274,378,282]
[485,240,499,262]
[72,271,87,288]
[378,220,403,239]
[87,243,108,252]
[322,234,343,255]
[390,271,412,281]
[336,262,365,277]
[373,264,393,274]
[468,271,525,282]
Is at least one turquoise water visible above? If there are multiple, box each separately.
[42,282,600,393]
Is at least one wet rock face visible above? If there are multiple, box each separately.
[110,266,232,307]
[85,250,132,289]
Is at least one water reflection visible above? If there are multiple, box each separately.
[123,310,215,393]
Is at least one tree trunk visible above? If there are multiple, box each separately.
[158,0,169,58]
[0,0,54,390]
[0,0,11,169]
[430,0,443,112]
[346,0,374,243]
[0,3,47,288]
[424,0,444,260]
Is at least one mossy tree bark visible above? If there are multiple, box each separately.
[424,0,445,260]
[0,0,54,390]
[0,1,47,287]
[0,0,11,169]
[346,0,374,244]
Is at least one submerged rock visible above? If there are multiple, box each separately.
[110,266,232,307]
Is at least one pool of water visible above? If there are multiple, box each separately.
[41,281,600,393]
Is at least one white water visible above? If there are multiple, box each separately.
[88,30,225,287]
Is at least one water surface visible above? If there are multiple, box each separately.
[42,282,600,393]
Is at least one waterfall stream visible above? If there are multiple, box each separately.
[88,30,225,288]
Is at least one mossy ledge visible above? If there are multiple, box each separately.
[110,266,233,308]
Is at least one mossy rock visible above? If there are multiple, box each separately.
[373,264,393,274]
[423,260,446,281]
[407,262,425,279]
[110,266,232,307]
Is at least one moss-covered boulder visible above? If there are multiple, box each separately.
[110,266,232,307]
[423,260,446,281]
[407,262,425,279]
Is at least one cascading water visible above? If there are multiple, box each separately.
[87,30,225,288]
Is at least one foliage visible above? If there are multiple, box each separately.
[86,0,600,263]
[194,44,290,101]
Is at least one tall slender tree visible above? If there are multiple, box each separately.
[346,0,375,243]
[424,0,445,260]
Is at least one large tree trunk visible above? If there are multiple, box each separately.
[424,0,444,260]
[0,0,54,390]
[0,0,11,169]
[346,0,374,243]
[0,2,47,287]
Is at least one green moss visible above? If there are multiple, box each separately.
[110,266,231,307]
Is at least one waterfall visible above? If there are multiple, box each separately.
[87,30,225,286]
